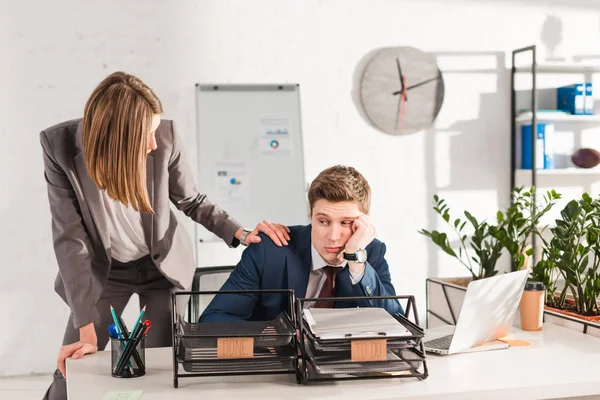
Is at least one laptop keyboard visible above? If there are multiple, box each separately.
[424,334,453,350]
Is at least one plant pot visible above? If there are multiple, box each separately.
[426,277,471,329]
[544,305,600,323]
[541,294,600,336]
[543,308,600,338]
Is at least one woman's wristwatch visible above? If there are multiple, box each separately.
[239,229,252,246]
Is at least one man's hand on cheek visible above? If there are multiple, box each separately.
[344,215,376,274]
[345,215,376,253]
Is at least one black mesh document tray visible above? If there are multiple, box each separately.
[178,311,295,352]
[171,289,300,388]
[295,295,429,384]
[303,338,425,375]
[181,344,297,374]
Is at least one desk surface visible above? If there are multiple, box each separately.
[67,323,600,400]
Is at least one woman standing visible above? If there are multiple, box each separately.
[41,72,290,400]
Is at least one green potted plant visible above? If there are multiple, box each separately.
[493,187,561,271]
[530,194,600,326]
[422,187,560,328]
[419,196,502,282]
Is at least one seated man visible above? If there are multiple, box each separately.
[200,165,402,322]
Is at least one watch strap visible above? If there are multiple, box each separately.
[239,229,252,246]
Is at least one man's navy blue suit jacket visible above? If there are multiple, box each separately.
[200,224,403,322]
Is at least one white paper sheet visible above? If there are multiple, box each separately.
[215,161,250,207]
[259,115,293,158]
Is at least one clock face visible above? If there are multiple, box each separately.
[359,47,445,135]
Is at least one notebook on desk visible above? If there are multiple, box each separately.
[303,308,410,340]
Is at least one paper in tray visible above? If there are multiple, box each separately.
[301,311,424,351]
[303,328,419,352]
[303,308,412,340]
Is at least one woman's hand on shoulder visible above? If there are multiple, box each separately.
[244,221,291,247]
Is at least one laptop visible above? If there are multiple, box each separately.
[424,269,529,355]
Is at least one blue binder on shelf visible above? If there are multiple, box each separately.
[521,122,554,170]
[557,84,584,115]
[585,83,594,115]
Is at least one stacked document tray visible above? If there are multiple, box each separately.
[295,295,428,384]
[171,290,300,388]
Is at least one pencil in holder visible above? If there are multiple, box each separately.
[110,336,146,378]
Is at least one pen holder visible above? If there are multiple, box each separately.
[110,335,146,378]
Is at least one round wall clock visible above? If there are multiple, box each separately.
[358,46,445,135]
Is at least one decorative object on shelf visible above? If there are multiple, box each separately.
[571,148,600,169]
[358,46,444,135]
[521,122,555,170]
[540,15,563,62]
[419,187,561,281]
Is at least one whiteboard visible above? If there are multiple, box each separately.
[194,84,308,266]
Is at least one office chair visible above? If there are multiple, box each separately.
[187,265,236,322]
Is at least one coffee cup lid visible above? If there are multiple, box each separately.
[525,280,545,291]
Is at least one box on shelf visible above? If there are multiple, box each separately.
[521,122,554,170]
[557,84,585,115]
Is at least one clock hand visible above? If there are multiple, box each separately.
[396,77,407,133]
[395,92,401,133]
[395,58,407,101]
[398,89,407,133]
[393,74,441,96]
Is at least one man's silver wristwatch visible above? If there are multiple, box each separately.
[239,229,252,246]
[343,248,367,263]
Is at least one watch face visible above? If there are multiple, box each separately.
[357,249,368,263]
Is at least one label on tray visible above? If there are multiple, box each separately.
[351,339,387,362]
[217,337,254,359]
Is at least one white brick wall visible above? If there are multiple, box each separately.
[2,0,600,376]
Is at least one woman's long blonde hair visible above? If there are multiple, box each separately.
[82,71,163,213]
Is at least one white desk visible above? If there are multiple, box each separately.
[67,323,600,400]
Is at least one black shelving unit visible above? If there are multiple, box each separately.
[295,295,428,384]
[511,45,538,196]
[511,45,539,269]
[510,44,600,270]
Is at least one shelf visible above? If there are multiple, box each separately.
[515,64,600,74]
[516,112,600,124]
[516,168,600,178]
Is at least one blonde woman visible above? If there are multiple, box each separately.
[41,72,290,400]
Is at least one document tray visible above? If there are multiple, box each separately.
[179,311,295,350]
